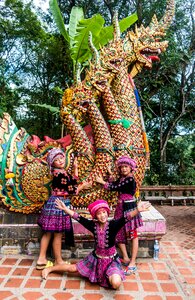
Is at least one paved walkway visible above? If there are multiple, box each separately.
[0,205,195,300]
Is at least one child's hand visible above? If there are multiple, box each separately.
[96,175,105,185]
[55,198,74,217]
[82,181,92,189]
[78,181,92,192]
[137,201,151,212]
[73,157,78,169]
[55,198,67,211]
[107,166,113,175]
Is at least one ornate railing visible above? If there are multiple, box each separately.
[140,185,195,205]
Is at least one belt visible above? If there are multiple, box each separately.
[119,199,135,204]
[52,192,69,197]
[124,199,135,203]
[95,252,117,259]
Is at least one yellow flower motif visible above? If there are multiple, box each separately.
[5,173,15,179]
[62,88,73,106]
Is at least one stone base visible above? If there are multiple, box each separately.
[0,205,165,258]
[0,234,157,259]
[1,245,22,255]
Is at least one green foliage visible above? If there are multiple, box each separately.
[166,135,195,185]
[49,0,70,43]
[49,1,137,72]
[31,104,59,114]
[71,14,105,65]
[0,0,72,138]
[144,133,195,186]
[118,13,138,32]
[135,0,194,185]
[71,12,138,65]
[69,6,84,47]
[94,13,138,49]
[53,86,64,95]
[1,0,194,184]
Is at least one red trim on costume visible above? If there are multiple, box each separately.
[129,229,138,240]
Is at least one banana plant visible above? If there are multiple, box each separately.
[38,0,138,117]
[49,0,138,75]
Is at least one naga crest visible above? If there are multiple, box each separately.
[0,0,175,213]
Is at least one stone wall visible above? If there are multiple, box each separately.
[0,205,165,258]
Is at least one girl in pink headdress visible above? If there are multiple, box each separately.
[36,148,89,270]
[42,198,150,289]
[96,155,142,275]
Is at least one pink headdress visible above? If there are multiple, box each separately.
[116,156,137,171]
[88,199,110,219]
[46,148,65,171]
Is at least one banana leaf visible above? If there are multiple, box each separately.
[31,104,59,114]
[71,14,105,65]
[49,0,70,43]
[69,6,84,48]
[95,13,138,48]
[71,13,138,65]
[53,86,64,95]
[49,1,138,69]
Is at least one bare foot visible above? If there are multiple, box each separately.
[55,260,71,265]
[42,267,52,279]
[120,258,130,266]
[128,261,136,268]
[128,263,136,267]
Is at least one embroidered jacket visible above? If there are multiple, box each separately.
[104,176,136,196]
[51,169,78,196]
[73,213,132,251]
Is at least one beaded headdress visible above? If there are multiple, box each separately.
[88,199,110,219]
[116,156,137,171]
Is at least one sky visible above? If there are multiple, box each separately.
[33,0,50,12]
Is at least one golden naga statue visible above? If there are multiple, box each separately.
[0,0,175,213]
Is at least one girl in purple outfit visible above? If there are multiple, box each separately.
[42,199,150,289]
[37,148,88,270]
[96,156,143,275]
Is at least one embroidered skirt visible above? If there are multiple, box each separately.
[114,194,143,244]
[76,250,125,288]
[37,195,74,247]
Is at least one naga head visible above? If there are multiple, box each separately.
[99,12,125,74]
[61,59,95,121]
[67,81,100,123]
[124,22,168,74]
[100,44,124,74]
[124,0,175,76]
[60,85,89,122]
[87,31,116,93]
[90,70,111,93]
